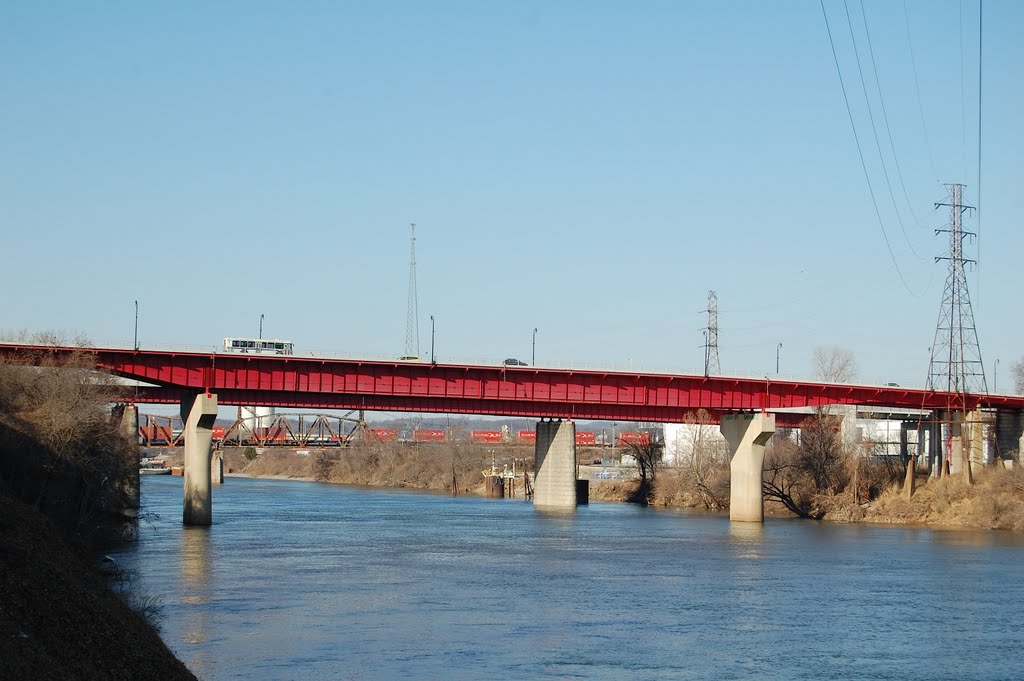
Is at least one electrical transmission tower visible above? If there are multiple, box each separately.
[404,223,420,359]
[926,183,987,394]
[704,290,721,376]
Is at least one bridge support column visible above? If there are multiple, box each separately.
[181,393,218,526]
[211,451,224,486]
[533,420,577,508]
[722,413,775,523]
[116,404,141,510]
[120,404,139,444]
[994,408,1024,468]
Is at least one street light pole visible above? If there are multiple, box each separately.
[995,358,1000,393]
[259,314,264,340]
[703,330,708,376]
[611,422,617,465]
[776,342,783,374]
[430,315,436,364]
[134,300,138,351]
[532,327,537,366]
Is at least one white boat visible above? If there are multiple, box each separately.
[139,457,171,475]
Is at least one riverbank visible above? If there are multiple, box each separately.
[0,491,196,680]
[0,348,197,680]
[199,446,1024,532]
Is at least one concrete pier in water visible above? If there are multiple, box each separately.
[722,413,775,523]
[533,420,577,508]
[181,393,218,526]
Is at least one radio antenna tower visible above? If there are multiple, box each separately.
[704,290,721,376]
[926,184,987,394]
[404,223,420,358]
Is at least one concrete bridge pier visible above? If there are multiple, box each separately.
[211,451,224,486]
[928,419,943,478]
[120,404,139,444]
[181,393,218,526]
[116,404,141,510]
[722,413,775,523]
[533,419,577,508]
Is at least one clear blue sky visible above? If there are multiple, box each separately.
[2,1,1021,388]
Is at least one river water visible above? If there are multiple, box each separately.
[115,475,1024,680]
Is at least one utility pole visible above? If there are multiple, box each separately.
[926,184,987,394]
[926,183,986,484]
[133,300,139,351]
[404,223,420,359]
[704,291,721,376]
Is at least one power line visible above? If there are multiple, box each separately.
[960,0,967,181]
[843,0,923,261]
[819,0,918,296]
[976,0,983,309]
[859,0,929,236]
[903,0,940,184]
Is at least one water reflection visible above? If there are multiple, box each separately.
[727,520,765,559]
[178,525,212,677]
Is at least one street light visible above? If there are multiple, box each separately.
[532,327,538,366]
[430,315,436,364]
[611,421,617,464]
[776,342,783,374]
[995,358,1000,393]
[259,313,264,340]
[133,300,139,351]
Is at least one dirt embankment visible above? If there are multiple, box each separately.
[216,442,532,497]
[0,491,196,681]
[0,349,198,681]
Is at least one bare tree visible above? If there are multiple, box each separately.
[762,436,820,518]
[813,345,858,383]
[0,334,137,544]
[626,440,663,505]
[683,409,729,509]
[761,348,858,519]
[1012,358,1024,395]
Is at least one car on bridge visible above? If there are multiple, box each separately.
[502,358,528,366]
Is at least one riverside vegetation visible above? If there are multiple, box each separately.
[0,340,196,680]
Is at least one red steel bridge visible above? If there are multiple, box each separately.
[3,344,1023,425]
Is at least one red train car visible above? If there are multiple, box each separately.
[413,429,446,442]
[517,430,536,443]
[139,424,174,445]
[471,430,503,444]
[372,428,398,442]
[266,426,289,443]
[617,431,651,446]
[575,431,596,446]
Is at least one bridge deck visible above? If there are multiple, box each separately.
[2,344,1021,423]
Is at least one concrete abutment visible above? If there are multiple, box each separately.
[722,413,776,523]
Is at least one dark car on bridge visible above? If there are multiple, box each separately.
[502,358,528,366]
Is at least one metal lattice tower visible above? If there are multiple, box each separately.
[704,290,721,376]
[926,184,987,394]
[404,223,420,358]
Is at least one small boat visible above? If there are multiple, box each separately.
[140,457,171,475]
